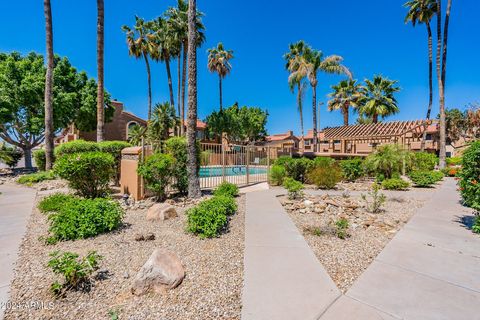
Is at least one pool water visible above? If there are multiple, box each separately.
[199,166,267,178]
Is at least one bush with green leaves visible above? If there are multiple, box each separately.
[283,177,304,199]
[413,152,438,171]
[473,215,480,234]
[313,156,335,168]
[458,141,480,211]
[33,149,48,171]
[213,182,239,197]
[54,140,99,158]
[409,170,443,187]
[137,153,175,201]
[98,141,131,184]
[446,156,462,166]
[364,144,413,179]
[335,218,349,239]
[47,198,124,242]
[164,137,199,194]
[307,163,343,189]
[54,152,114,198]
[284,157,313,183]
[17,171,55,185]
[441,166,459,177]
[48,251,102,297]
[340,158,364,181]
[381,178,410,190]
[186,196,237,238]
[362,184,387,213]
[274,156,292,166]
[38,193,77,214]
[0,143,22,168]
[269,164,286,186]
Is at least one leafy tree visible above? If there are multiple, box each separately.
[0,52,112,168]
[207,43,234,111]
[359,75,400,123]
[328,79,364,125]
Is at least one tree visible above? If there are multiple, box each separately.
[122,17,155,120]
[404,0,437,151]
[359,75,400,123]
[443,108,466,143]
[207,43,234,111]
[0,52,113,168]
[96,0,105,142]
[43,0,55,170]
[284,41,307,139]
[147,102,178,145]
[186,0,201,198]
[327,79,364,126]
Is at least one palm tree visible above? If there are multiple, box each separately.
[186,0,201,198]
[43,0,54,170]
[359,75,400,123]
[207,43,234,111]
[147,102,178,144]
[327,79,364,126]
[128,124,146,146]
[96,0,105,142]
[284,41,307,139]
[404,0,437,151]
[122,17,155,120]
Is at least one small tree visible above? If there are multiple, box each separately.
[137,153,175,201]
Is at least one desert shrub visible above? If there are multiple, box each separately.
[312,156,335,168]
[381,178,410,190]
[54,140,99,158]
[283,177,304,199]
[213,182,239,198]
[137,153,175,201]
[33,149,48,171]
[473,215,480,234]
[307,163,343,189]
[48,198,124,242]
[446,156,462,166]
[274,156,292,166]
[284,157,313,183]
[38,193,77,214]
[442,166,459,177]
[0,144,22,168]
[364,144,413,179]
[269,164,286,186]
[17,171,55,185]
[164,137,200,194]
[362,183,386,213]
[335,218,349,239]
[98,141,131,184]
[409,170,443,187]
[413,152,438,171]
[48,251,102,297]
[54,152,114,198]
[186,196,237,238]
[458,141,480,211]
[340,158,364,181]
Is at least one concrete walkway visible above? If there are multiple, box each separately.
[242,179,480,319]
[0,184,36,320]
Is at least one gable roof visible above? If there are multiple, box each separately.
[266,131,297,142]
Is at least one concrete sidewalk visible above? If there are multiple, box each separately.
[0,184,36,320]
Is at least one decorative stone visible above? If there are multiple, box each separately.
[146,203,178,221]
[303,200,314,207]
[131,249,185,296]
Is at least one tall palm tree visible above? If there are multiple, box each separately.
[404,0,437,151]
[147,102,178,143]
[284,41,307,139]
[122,17,155,120]
[359,75,400,123]
[327,79,364,126]
[207,43,234,111]
[96,0,105,142]
[43,0,54,170]
[186,0,201,198]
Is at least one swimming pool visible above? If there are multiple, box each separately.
[199,166,267,178]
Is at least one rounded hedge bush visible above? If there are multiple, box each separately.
[307,163,343,189]
[284,157,313,183]
[408,170,443,187]
[458,141,480,211]
[33,149,47,171]
[137,153,175,201]
[413,152,438,171]
[54,140,99,158]
[269,164,286,186]
[54,151,115,198]
[381,178,410,190]
[340,158,364,182]
[38,193,77,214]
[213,182,239,198]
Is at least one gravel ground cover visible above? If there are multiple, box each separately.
[281,187,435,293]
[5,193,245,320]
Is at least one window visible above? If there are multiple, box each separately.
[304,140,310,146]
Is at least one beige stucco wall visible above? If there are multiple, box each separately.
[120,147,144,200]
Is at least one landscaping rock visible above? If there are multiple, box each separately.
[131,248,185,296]
[146,203,178,221]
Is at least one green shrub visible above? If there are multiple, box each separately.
[381,178,410,190]
[186,196,237,238]
[446,156,462,166]
[413,152,438,171]
[38,193,77,214]
[33,149,48,171]
[364,144,413,179]
[164,137,199,194]
[137,153,175,201]
[441,166,459,177]
[274,156,292,166]
[48,251,102,297]
[54,152,114,198]
[284,157,313,183]
[335,218,349,239]
[98,141,131,184]
[213,182,239,198]
[200,150,211,166]
[313,156,335,168]
[307,163,343,189]
[473,215,480,234]
[269,165,286,186]
[458,141,480,211]
[408,170,443,187]
[283,177,304,199]
[340,158,364,181]
[361,183,387,213]
[48,198,124,242]
[0,143,22,168]
[17,171,55,185]
[54,140,99,158]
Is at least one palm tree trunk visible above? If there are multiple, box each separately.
[373,114,379,123]
[342,103,349,126]
[182,41,188,132]
[177,51,182,134]
[96,0,105,143]
[219,75,223,111]
[165,55,175,110]
[312,84,318,152]
[421,22,434,152]
[436,0,444,168]
[144,52,152,120]
[297,83,304,139]
[186,0,201,198]
[43,0,54,170]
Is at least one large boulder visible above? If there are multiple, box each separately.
[131,248,185,296]
[146,203,178,221]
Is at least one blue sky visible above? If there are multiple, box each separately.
[2,0,479,135]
